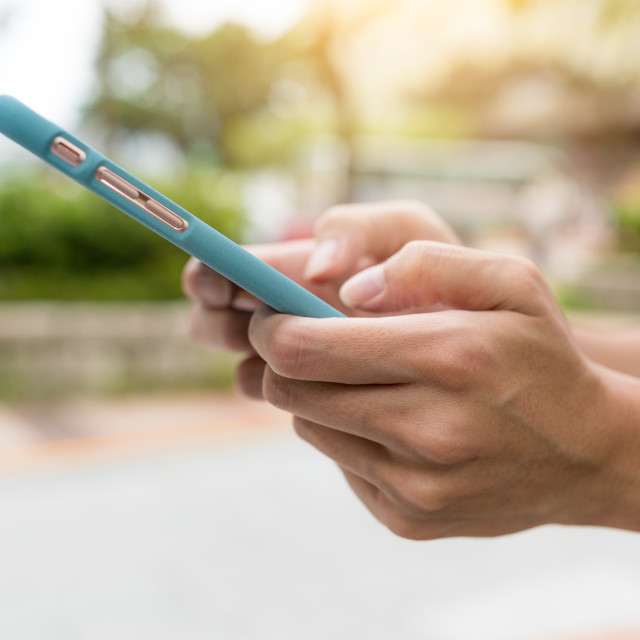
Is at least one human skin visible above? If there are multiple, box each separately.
[183,202,640,539]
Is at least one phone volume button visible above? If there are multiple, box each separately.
[95,166,188,233]
[145,199,188,233]
[96,167,140,200]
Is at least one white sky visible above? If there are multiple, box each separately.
[0,0,309,128]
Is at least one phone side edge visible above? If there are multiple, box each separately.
[0,96,346,319]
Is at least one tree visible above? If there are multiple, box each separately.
[85,0,400,196]
[411,0,640,227]
[86,1,302,167]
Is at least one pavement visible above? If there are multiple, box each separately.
[0,393,289,475]
[1,392,640,640]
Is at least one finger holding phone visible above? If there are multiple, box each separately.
[6,96,639,540]
[182,200,461,398]
[185,197,640,540]
[245,239,640,539]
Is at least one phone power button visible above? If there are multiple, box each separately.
[95,166,188,233]
[50,136,86,167]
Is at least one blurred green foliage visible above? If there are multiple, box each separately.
[616,210,640,253]
[0,168,244,300]
[86,1,332,168]
[0,0,343,302]
[4,0,640,302]
[613,165,640,252]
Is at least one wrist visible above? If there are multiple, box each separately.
[587,365,640,532]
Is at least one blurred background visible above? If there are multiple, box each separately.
[1,1,640,639]
[1,0,640,400]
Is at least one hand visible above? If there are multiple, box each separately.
[183,201,459,399]
[247,241,640,539]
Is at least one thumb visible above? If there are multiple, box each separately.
[339,241,553,316]
[303,201,460,282]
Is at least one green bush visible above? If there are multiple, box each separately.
[0,167,245,300]
[616,206,640,252]
[612,165,640,253]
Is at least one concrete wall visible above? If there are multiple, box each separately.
[0,302,234,400]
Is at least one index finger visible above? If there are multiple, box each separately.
[248,306,435,385]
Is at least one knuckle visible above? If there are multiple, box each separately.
[420,328,472,390]
[510,256,546,291]
[315,204,356,233]
[421,486,457,513]
[385,467,458,513]
[380,466,420,508]
[388,518,454,541]
[322,204,350,221]
[384,201,433,227]
[427,435,475,466]
[264,321,309,379]
[414,416,478,466]
[437,343,472,390]
[374,469,467,540]
[399,199,430,215]
[364,455,395,493]
[416,316,495,392]
[388,241,433,296]
[399,201,459,243]
[349,401,383,436]
[497,255,555,315]
[398,240,429,263]
[382,512,426,540]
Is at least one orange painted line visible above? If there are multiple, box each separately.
[0,417,292,476]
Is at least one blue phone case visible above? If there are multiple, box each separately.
[0,95,345,319]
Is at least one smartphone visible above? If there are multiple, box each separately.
[0,95,344,319]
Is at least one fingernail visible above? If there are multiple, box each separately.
[304,238,340,279]
[339,264,386,309]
